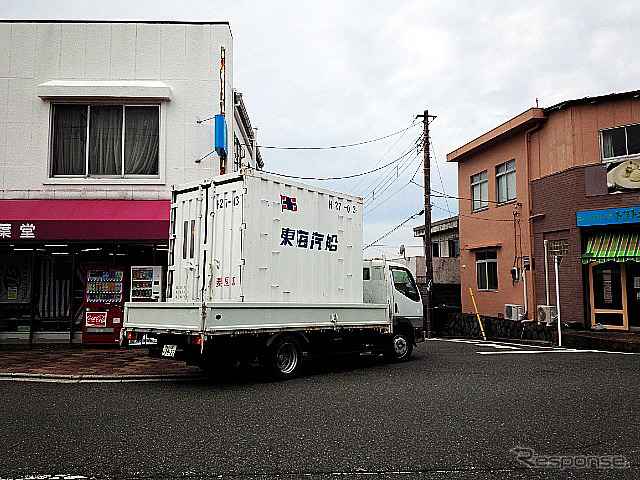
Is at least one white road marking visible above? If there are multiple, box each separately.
[433,338,637,355]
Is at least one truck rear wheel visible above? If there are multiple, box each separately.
[267,335,303,380]
[385,331,413,362]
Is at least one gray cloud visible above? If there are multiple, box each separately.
[3,0,640,254]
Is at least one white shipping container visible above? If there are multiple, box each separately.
[168,170,363,304]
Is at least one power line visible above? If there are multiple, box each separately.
[364,209,425,250]
[257,122,420,150]
[364,159,422,216]
[348,122,417,194]
[362,150,421,206]
[356,136,422,200]
[260,153,406,181]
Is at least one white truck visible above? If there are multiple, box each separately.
[123,170,423,379]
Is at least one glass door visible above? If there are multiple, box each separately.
[626,262,640,330]
[589,262,627,330]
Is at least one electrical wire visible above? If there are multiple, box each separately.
[348,123,417,194]
[256,122,420,150]
[364,209,425,250]
[260,154,407,181]
[362,150,421,207]
[364,159,422,216]
[356,136,422,200]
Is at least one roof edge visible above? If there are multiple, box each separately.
[447,108,546,163]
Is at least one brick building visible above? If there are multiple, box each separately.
[447,90,640,331]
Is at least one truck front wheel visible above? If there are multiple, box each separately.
[267,335,303,380]
[385,331,413,362]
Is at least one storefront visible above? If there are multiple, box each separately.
[0,199,170,344]
[579,207,640,331]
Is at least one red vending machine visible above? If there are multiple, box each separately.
[83,266,125,345]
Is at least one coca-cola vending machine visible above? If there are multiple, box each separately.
[83,266,125,345]
[130,266,164,302]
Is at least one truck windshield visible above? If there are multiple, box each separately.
[391,268,420,302]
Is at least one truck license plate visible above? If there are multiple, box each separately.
[162,345,177,357]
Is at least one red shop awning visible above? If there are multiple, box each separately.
[0,200,170,241]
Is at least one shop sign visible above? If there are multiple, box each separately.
[577,207,640,227]
[0,223,37,239]
[86,312,107,327]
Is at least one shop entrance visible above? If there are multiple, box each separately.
[626,262,640,330]
[588,261,640,330]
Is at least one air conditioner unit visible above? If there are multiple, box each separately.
[537,305,558,326]
[504,304,524,321]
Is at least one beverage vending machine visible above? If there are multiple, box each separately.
[83,266,125,345]
[130,266,164,302]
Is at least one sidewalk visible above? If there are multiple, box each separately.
[561,329,640,353]
[0,346,203,381]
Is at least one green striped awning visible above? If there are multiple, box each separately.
[582,231,640,264]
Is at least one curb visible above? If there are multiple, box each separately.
[0,372,207,382]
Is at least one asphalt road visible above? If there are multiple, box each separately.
[1,339,639,479]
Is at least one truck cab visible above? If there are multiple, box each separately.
[363,259,424,358]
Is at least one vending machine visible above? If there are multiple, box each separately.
[130,266,164,302]
[83,266,125,345]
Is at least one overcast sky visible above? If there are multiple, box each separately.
[4,1,640,258]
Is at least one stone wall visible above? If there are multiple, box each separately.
[443,312,556,342]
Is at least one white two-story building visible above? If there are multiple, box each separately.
[0,21,262,343]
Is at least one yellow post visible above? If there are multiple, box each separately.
[469,286,487,341]
[462,264,487,341]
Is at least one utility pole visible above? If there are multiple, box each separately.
[417,110,436,338]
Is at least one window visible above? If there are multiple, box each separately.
[363,267,370,281]
[549,239,569,256]
[476,250,498,291]
[471,170,488,211]
[390,267,420,302]
[448,239,459,258]
[601,123,640,160]
[51,104,159,177]
[432,241,440,258]
[496,160,516,203]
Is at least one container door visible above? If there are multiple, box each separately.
[170,188,204,301]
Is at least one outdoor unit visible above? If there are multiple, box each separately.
[537,305,558,326]
[504,304,524,321]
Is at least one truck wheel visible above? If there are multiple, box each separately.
[267,335,303,380]
[385,331,413,362]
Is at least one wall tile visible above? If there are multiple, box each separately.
[110,23,136,80]
[9,23,36,78]
[160,24,186,80]
[85,23,112,79]
[59,23,86,79]
[6,78,35,123]
[35,23,61,80]
[135,23,161,79]
[0,24,12,77]
[5,123,32,167]
[185,24,211,82]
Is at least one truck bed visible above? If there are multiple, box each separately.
[124,302,390,335]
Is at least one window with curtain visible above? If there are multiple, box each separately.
[471,170,488,211]
[51,104,159,177]
[601,123,640,160]
[496,159,516,204]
